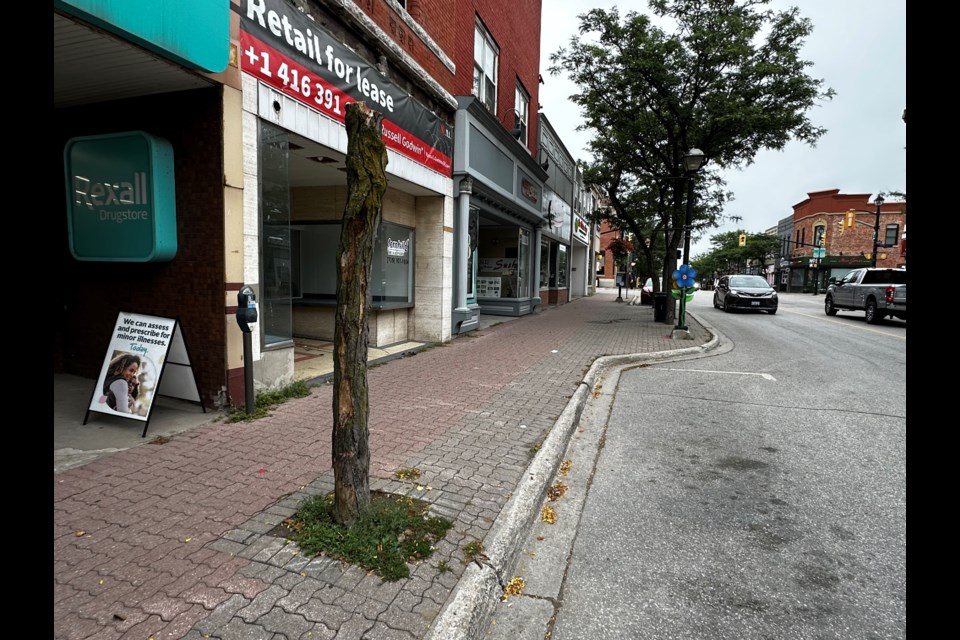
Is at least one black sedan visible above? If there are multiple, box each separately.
[713,275,778,314]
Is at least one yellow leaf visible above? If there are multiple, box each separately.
[184,538,192,543]
[75,531,85,537]
[99,579,103,585]
[502,576,525,600]
[416,485,424,491]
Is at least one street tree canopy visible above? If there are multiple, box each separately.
[693,230,781,280]
[550,0,833,319]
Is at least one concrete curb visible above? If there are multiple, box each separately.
[423,317,720,640]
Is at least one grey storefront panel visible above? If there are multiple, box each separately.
[469,124,513,192]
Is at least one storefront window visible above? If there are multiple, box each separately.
[477,227,522,298]
[372,222,415,308]
[540,238,550,288]
[517,228,530,297]
[259,122,292,346]
[557,244,568,287]
[296,221,414,309]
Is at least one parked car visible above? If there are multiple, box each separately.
[713,275,778,314]
[640,277,662,305]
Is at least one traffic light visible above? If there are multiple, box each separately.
[845,209,856,228]
[738,233,746,247]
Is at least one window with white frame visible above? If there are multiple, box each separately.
[884,223,899,246]
[473,21,498,112]
[515,85,529,145]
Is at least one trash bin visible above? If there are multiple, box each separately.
[653,292,668,322]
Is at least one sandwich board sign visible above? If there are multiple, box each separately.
[84,311,205,437]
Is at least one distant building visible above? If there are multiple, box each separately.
[777,189,906,293]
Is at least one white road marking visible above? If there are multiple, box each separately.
[657,368,777,381]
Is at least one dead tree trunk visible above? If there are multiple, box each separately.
[332,102,388,525]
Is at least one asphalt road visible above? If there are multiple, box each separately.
[491,291,906,640]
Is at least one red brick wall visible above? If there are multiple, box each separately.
[599,220,619,279]
[452,0,542,159]
[347,0,457,94]
[56,88,227,407]
[541,288,569,304]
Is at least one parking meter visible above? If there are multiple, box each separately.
[236,286,257,412]
[236,286,258,333]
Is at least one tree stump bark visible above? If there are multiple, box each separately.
[332,102,388,525]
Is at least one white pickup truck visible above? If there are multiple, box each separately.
[824,268,907,324]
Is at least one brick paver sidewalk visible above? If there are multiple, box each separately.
[54,291,710,640]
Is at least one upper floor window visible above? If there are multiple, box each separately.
[884,223,900,246]
[473,21,498,112]
[813,225,825,247]
[514,85,529,146]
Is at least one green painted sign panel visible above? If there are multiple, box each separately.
[55,0,229,72]
[64,131,178,262]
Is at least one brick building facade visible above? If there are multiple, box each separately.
[778,189,906,293]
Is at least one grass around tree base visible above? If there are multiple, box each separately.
[278,491,453,581]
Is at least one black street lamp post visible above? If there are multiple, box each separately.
[871,194,884,267]
[674,148,705,332]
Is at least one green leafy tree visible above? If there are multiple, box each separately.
[693,230,781,282]
[551,0,832,321]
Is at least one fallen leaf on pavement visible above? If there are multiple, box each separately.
[502,576,525,600]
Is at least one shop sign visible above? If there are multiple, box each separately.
[387,237,409,257]
[237,0,452,176]
[573,215,589,243]
[480,258,518,271]
[520,177,539,203]
[64,131,178,262]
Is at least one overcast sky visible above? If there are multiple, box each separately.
[538,0,907,258]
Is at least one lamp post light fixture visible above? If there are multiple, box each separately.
[871,194,884,267]
[674,148,705,333]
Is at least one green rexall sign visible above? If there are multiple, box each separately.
[64,131,178,262]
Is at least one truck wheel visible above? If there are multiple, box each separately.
[865,299,883,324]
[824,296,837,316]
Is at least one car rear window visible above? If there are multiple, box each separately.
[730,276,769,288]
[862,270,907,285]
